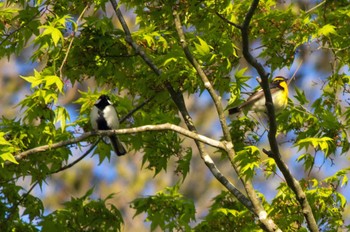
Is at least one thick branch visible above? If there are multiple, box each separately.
[241,0,268,79]
[110,1,161,76]
[240,1,319,231]
[12,123,225,163]
[173,8,280,232]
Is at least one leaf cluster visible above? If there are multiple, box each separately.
[39,189,123,232]
[131,185,196,231]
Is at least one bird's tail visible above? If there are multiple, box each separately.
[109,135,126,156]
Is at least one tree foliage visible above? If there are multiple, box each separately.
[0,0,350,231]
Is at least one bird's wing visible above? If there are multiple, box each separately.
[239,88,264,109]
[240,86,281,109]
[90,106,99,130]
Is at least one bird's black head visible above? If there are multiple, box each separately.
[94,95,112,110]
[271,76,288,89]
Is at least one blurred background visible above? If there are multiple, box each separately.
[1,0,349,230]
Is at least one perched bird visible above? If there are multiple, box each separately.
[90,95,126,156]
[229,76,288,115]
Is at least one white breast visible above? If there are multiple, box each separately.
[103,105,120,129]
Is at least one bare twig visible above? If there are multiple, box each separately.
[1,139,101,184]
[289,59,303,85]
[305,1,326,14]
[241,1,319,231]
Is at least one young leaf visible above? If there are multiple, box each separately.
[194,36,211,56]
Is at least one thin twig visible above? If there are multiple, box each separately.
[49,138,101,175]
[305,1,326,14]
[119,96,155,123]
[59,4,90,78]
[289,59,304,85]
[1,139,101,187]
[215,12,242,29]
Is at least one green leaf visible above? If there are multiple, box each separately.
[54,106,70,132]
[0,152,18,165]
[227,67,250,107]
[163,57,177,66]
[39,25,64,46]
[295,137,334,154]
[51,27,63,46]
[194,36,210,56]
[296,153,314,171]
[294,87,308,105]
[262,158,276,178]
[44,75,63,92]
[337,193,347,208]
[234,146,261,180]
[21,69,43,88]
[340,174,348,187]
[40,188,123,231]
[318,24,337,36]
[0,132,18,165]
[131,185,195,231]
[175,148,192,181]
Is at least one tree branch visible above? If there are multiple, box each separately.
[119,96,155,124]
[240,1,319,231]
[109,0,254,214]
[109,1,161,76]
[173,7,280,232]
[241,0,268,79]
[49,138,101,175]
[172,8,231,149]
[215,12,242,29]
[11,123,225,163]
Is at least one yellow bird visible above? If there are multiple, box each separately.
[229,76,288,115]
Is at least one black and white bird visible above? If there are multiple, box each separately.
[90,95,126,156]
